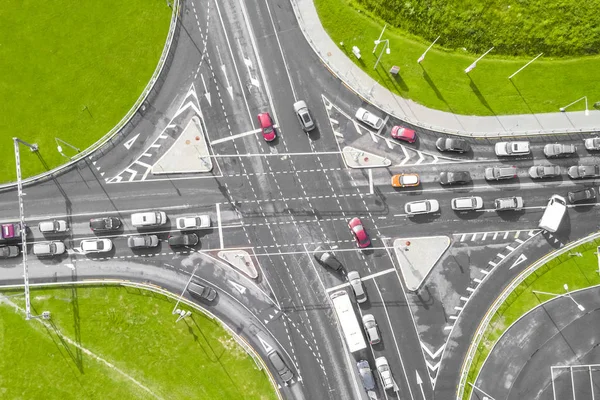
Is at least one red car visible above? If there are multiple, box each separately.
[258,112,276,142]
[390,126,416,143]
[348,217,371,248]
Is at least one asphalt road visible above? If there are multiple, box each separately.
[2,0,600,399]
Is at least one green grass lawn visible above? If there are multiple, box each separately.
[0,286,277,400]
[462,239,600,400]
[315,0,600,116]
[350,0,600,57]
[0,0,171,183]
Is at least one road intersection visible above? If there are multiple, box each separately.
[2,1,600,400]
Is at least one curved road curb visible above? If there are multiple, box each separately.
[456,231,600,399]
[288,0,600,138]
[0,0,182,191]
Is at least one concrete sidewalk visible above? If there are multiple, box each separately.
[290,0,600,137]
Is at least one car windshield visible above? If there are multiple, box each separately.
[263,126,273,134]
[96,241,104,250]
[301,113,311,123]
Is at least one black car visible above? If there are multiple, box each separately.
[439,171,471,185]
[568,188,597,203]
[313,245,343,271]
[89,216,122,232]
[168,233,199,247]
[435,137,470,153]
[188,282,217,301]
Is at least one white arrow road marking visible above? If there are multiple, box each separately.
[257,335,274,353]
[510,254,527,269]
[123,133,140,150]
[229,280,247,294]
[416,371,427,400]
[201,74,211,106]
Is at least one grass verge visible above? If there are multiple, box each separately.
[0,0,171,183]
[0,286,277,400]
[315,0,600,116]
[462,238,600,400]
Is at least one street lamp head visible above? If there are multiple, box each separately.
[386,48,391,54]
[374,40,380,45]
[57,145,63,153]
[559,107,566,112]
[563,283,569,291]
[577,304,586,312]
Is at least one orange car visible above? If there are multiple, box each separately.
[391,173,420,188]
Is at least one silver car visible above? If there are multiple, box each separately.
[375,356,394,390]
[584,137,600,151]
[347,271,367,303]
[33,241,66,257]
[127,235,159,249]
[362,314,381,344]
[38,219,68,234]
[528,165,561,179]
[293,100,315,132]
[451,196,483,211]
[484,166,517,181]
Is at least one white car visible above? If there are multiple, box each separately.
[584,137,600,151]
[451,196,483,211]
[375,356,394,390]
[355,108,383,130]
[38,219,68,234]
[176,215,211,230]
[495,141,530,156]
[362,314,381,345]
[405,199,440,215]
[80,238,113,254]
[347,271,367,303]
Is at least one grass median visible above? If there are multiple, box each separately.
[0,0,171,183]
[0,286,277,400]
[462,238,600,400]
[315,0,600,116]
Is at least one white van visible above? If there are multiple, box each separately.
[131,211,167,228]
[538,195,567,233]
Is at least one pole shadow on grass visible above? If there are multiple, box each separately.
[509,79,546,129]
[467,74,494,114]
[187,314,244,396]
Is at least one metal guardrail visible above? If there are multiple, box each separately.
[456,231,600,400]
[0,0,181,191]
[288,0,600,139]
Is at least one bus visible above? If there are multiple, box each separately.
[330,290,367,353]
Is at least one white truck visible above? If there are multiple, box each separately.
[538,195,567,233]
[330,290,366,353]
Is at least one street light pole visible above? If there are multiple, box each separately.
[418,35,440,64]
[559,96,589,116]
[55,137,81,159]
[372,24,387,53]
[373,39,390,70]
[171,265,198,320]
[464,47,495,74]
[508,53,543,80]
[13,138,49,321]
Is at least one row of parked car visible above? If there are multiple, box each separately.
[0,211,212,259]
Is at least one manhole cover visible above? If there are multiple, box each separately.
[185,140,190,145]
[195,136,200,141]
[364,157,369,162]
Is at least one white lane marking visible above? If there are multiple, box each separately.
[370,132,379,143]
[123,133,140,150]
[493,232,499,240]
[506,245,515,251]
[480,269,490,275]
[261,0,297,101]
[216,203,223,249]
[497,253,506,259]
[443,326,453,331]
[460,234,466,242]
[489,261,498,267]
[504,231,509,239]
[211,128,261,145]
[324,267,396,293]
[510,254,528,270]
[474,278,482,283]
[449,315,458,320]
[201,73,212,106]
[515,238,525,244]
[386,139,394,149]
[471,234,477,242]
[214,1,252,121]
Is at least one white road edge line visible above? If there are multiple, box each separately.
[216,203,223,249]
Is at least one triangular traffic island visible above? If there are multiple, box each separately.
[342,146,391,169]
[393,236,450,291]
[152,116,213,174]
[217,250,258,279]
